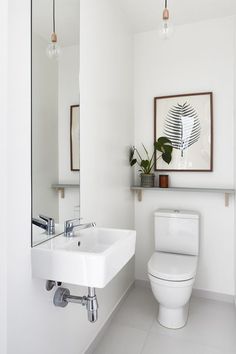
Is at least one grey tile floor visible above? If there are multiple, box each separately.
[92,285,236,354]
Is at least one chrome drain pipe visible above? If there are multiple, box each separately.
[86,287,98,322]
[53,287,98,323]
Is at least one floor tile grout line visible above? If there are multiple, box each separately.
[91,322,149,354]
[140,318,156,354]
[110,316,154,334]
[139,331,151,354]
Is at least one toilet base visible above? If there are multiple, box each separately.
[158,302,189,329]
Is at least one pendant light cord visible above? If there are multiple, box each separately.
[165,0,168,9]
[53,0,55,33]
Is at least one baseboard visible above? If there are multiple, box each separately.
[192,288,234,304]
[135,279,151,288]
[135,279,234,304]
[84,281,135,354]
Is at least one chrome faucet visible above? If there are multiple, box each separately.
[32,215,55,236]
[64,218,96,237]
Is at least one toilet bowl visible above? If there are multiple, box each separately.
[148,251,198,328]
[148,209,200,329]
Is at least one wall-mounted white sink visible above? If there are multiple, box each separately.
[31,227,136,288]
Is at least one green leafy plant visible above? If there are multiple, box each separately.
[129,137,173,174]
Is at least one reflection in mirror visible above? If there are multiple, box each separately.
[31,0,80,246]
[70,105,80,171]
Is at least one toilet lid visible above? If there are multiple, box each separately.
[148,252,198,281]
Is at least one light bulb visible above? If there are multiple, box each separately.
[46,41,61,59]
[159,19,174,39]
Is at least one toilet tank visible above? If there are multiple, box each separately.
[154,209,200,256]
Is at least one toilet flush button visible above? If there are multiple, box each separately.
[174,210,180,213]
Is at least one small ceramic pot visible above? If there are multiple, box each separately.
[140,173,155,188]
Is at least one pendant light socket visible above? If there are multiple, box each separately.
[51,32,57,43]
[163,8,169,20]
[46,0,61,59]
[159,0,173,39]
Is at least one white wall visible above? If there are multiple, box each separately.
[58,45,80,222]
[80,0,134,228]
[32,33,59,220]
[6,1,134,354]
[0,0,8,352]
[80,0,135,346]
[134,17,235,295]
[234,17,236,306]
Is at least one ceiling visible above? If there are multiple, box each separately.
[32,0,236,46]
[117,0,236,33]
[32,0,80,47]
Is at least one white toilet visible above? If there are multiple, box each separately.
[148,209,199,329]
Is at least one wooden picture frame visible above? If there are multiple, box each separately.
[70,105,80,171]
[154,92,213,172]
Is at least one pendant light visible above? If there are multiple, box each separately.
[46,0,61,59]
[159,0,174,39]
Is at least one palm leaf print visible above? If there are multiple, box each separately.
[164,102,201,157]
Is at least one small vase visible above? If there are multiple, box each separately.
[140,173,155,188]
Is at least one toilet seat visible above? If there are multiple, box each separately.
[148,252,198,282]
[149,273,195,288]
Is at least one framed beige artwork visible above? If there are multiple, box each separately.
[154,92,213,172]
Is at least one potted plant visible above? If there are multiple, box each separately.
[129,137,173,188]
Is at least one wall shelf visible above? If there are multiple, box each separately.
[131,186,235,207]
[52,184,80,199]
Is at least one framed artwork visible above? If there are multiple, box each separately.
[70,105,80,171]
[154,92,213,172]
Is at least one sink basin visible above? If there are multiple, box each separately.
[31,227,136,288]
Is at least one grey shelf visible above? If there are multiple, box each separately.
[131,186,235,206]
[52,184,80,198]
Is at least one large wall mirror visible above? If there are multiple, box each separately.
[31,0,80,246]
